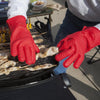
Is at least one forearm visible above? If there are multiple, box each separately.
[7,0,30,19]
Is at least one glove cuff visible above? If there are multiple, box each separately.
[7,15,27,33]
[83,26,100,51]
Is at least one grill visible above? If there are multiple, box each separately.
[0,27,58,88]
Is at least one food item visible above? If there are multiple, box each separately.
[0,30,58,76]
[36,47,58,60]
[0,61,16,69]
[38,45,45,49]
[0,50,10,65]
[0,46,58,75]
[34,38,43,44]
[0,64,56,75]
[0,66,21,75]
[35,1,44,5]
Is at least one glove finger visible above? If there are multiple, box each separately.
[73,55,84,69]
[55,46,75,61]
[63,53,78,68]
[59,39,74,52]
[33,43,40,53]
[57,39,64,47]
[57,37,69,47]
[24,47,33,65]
[30,46,36,64]
[10,41,20,57]
[17,44,25,62]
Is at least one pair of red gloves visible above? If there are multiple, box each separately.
[7,16,100,68]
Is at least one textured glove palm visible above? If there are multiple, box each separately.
[7,16,39,65]
[55,27,100,68]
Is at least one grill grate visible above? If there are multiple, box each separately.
[0,28,58,87]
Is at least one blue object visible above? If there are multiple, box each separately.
[53,57,68,75]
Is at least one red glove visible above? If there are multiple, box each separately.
[55,26,100,68]
[7,16,40,65]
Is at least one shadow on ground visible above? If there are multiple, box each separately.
[68,73,100,100]
[80,55,100,90]
[68,54,100,100]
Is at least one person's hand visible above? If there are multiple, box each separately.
[55,26,100,68]
[7,16,39,65]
